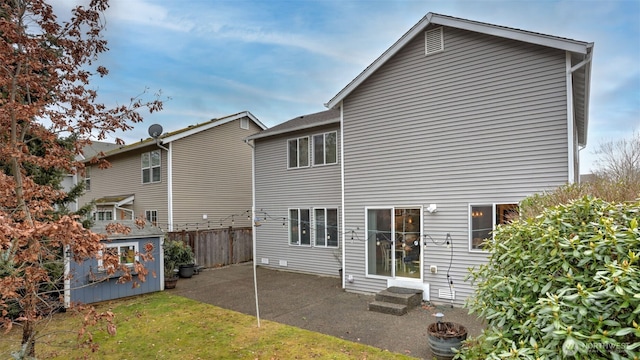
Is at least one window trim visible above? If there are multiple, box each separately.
[142,150,161,184]
[85,166,91,191]
[145,210,158,226]
[468,203,519,252]
[313,207,339,248]
[94,210,113,221]
[287,136,310,169]
[312,131,338,166]
[97,241,139,272]
[288,208,311,246]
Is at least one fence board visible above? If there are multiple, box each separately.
[167,227,252,268]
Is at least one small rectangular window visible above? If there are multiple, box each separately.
[98,242,139,271]
[289,208,310,246]
[240,118,249,130]
[145,210,158,226]
[470,203,518,251]
[313,131,337,166]
[85,166,91,191]
[315,208,338,247]
[287,137,309,169]
[142,150,161,184]
[95,210,113,221]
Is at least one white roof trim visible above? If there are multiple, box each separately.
[161,111,266,144]
[325,12,593,109]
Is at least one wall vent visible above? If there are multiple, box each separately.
[260,258,269,264]
[438,288,455,300]
[279,260,288,267]
[425,27,444,55]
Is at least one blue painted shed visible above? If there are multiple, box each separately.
[64,221,164,307]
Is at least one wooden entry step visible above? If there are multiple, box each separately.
[368,287,423,316]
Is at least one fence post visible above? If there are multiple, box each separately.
[228,226,234,264]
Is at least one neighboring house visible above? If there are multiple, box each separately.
[248,13,593,306]
[78,111,266,231]
[60,141,120,212]
[64,221,164,306]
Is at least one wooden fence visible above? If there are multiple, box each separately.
[167,227,252,268]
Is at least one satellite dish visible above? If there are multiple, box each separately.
[148,124,163,139]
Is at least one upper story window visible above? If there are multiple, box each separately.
[142,150,161,184]
[469,203,518,251]
[94,210,113,221]
[85,166,91,191]
[288,137,309,169]
[313,131,337,166]
[145,210,158,226]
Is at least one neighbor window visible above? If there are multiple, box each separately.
[95,210,113,221]
[470,203,518,251]
[142,150,161,183]
[98,242,138,271]
[145,210,158,226]
[84,166,91,191]
[288,137,309,169]
[289,208,310,245]
[313,131,337,165]
[315,208,338,247]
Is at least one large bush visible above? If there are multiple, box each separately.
[459,197,639,359]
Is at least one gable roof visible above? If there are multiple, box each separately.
[325,12,593,146]
[246,109,340,141]
[91,111,266,159]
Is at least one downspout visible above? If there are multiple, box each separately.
[339,102,346,290]
[156,139,172,231]
[566,50,593,183]
[244,138,261,327]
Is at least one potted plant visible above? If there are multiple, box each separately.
[163,238,187,288]
[427,313,467,360]
[171,240,195,278]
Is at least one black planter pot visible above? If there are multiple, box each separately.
[178,264,195,278]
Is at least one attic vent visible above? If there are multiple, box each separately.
[438,288,455,300]
[425,27,444,55]
[240,118,249,130]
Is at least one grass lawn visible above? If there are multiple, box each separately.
[0,292,415,359]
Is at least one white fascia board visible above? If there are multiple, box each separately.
[116,195,135,207]
[161,111,265,144]
[325,12,592,109]
[430,14,591,54]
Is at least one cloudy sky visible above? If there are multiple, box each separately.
[59,0,638,174]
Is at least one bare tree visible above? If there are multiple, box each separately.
[592,130,640,183]
[0,0,161,358]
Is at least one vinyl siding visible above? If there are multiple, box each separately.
[341,26,569,305]
[78,145,169,227]
[254,124,342,276]
[171,118,259,229]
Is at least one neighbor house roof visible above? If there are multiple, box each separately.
[246,109,340,141]
[88,111,266,160]
[325,12,593,147]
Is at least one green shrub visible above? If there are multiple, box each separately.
[459,196,640,359]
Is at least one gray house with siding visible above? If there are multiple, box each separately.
[249,13,593,306]
[78,112,266,231]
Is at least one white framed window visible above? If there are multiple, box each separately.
[85,166,91,191]
[145,210,158,226]
[313,131,337,166]
[98,242,139,271]
[240,118,249,130]
[94,210,113,221]
[314,208,338,247]
[469,203,518,251]
[142,150,161,184]
[287,137,309,169]
[289,208,310,246]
